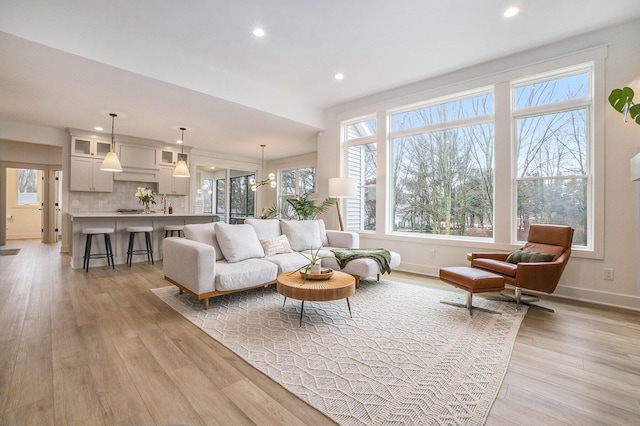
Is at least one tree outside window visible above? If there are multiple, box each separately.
[277,167,316,218]
[513,69,590,246]
[390,92,494,238]
[17,169,39,205]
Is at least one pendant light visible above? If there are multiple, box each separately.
[173,127,191,178]
[250,144,276,191]
[100,113,123,172]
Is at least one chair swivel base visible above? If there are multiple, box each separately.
[440,292,502,316]
[491,288,555,313]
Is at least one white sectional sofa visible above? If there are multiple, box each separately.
[162,218,401,309]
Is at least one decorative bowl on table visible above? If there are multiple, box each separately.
[300,268,334,280]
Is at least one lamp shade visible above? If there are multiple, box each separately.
[173,160,190,177]
[328,177,357,198]
[100,151,123,172]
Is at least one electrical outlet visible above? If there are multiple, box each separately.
[430,250,436,258]
[603,268,614,281]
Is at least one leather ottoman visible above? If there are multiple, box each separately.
[439,266,505,316]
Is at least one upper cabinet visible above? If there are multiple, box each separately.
[113,142,160,182]
[158,148,188,166]
[67,129,192,193]
[71,137,112,158]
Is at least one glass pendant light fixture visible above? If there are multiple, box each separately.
[250,144,276,191]
[172,127,191,178]
[100,113,123,172]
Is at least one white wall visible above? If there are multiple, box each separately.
[318,19,640,310]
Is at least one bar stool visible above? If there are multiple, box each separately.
[164,225,184,237]
[82,228,115,272]
[126,226,154,266]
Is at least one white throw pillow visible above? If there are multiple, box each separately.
[260,235,293,257]
[182,222,224,260]
[245,218,282,239]
[280,220,323,252]
[317,219,329,246]
[215,223,265,263]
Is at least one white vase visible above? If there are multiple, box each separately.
[310,260,322,274]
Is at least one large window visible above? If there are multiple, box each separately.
[16,169,40,205]
[390,91,495,237]
[229,174,254,221]
[277,167,316,218]
[344,118,377,231]
[513,67,591,246]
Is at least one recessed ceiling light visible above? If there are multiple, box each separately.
[176,139,183,144]
[504,7,519,17]
[253,27,265,37]
[94,127,103,131]
[335,73,345,80]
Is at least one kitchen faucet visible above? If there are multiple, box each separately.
[161,194,167,214]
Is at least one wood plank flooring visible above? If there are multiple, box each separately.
[1,240,638,425]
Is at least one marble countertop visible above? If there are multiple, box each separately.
[70,212,222,219]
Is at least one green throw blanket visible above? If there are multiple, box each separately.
[330,248,392,275]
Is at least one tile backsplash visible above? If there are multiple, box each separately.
[69,181,187,213]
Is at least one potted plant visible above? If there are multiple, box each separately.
[264,193,335,220]
[290,246,332,281]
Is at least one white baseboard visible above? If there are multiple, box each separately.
[395,263,640,312]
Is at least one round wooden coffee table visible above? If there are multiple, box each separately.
[277,270,356,326]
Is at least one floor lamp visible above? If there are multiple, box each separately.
[328,177,357,231]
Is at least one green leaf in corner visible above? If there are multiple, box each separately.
[608,87,634,113]
[629,104,640,125]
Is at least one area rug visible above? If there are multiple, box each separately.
[0,248,21,256]
[152,279,526,425]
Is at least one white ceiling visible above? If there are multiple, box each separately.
[2,0,640,161]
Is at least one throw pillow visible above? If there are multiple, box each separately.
[280,220,323,252]
[182,223,224,260]
[215,223,264,263]
[245,218,282,239]
[506,249,555,264]
[260,235,293,257]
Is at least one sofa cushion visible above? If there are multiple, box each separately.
[245,218,282,239]
[214,259,278,291]
[506,249,555,264]
[281,220,323,252]
[260,235,293,257]
[182,222,224,261]
[262,252,309,274]
[215,223,264,263]
[317,219,329,246]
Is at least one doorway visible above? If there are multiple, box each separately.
[4,167,61,243]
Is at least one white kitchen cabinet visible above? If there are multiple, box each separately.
[158,166,189,195]
[157,148,188,166]
[69,157,114,192]
[114,142,160,182]
[71,136,112,158]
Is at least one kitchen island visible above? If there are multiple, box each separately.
[68,213,221,269]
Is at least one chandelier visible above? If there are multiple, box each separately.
[250,144,276,191]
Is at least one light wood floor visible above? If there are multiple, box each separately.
[1,240,639,425]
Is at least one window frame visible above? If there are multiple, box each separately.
[387,87,495,240]
[510,64,595,250]
[342,115,378,232]
[335,47,605,259]
[14,168,42,209]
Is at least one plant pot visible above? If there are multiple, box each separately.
[310,260,322,274]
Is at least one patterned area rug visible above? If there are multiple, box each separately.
[152,279,526,425]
